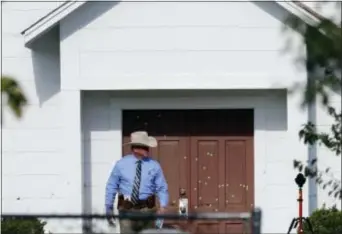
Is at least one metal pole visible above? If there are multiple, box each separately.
[298,188,304,234]
[3,209,262,233]
[251,208,262,234]
[1,212,252,221]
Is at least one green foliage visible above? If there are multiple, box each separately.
[285,2,342,200]
[1,75,27,119]
[303,206,342,234]
[1,217,47,234]
[285,3,341,104]
[299,107,341,156]
[294,158,341,199]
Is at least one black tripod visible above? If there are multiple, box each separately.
[287,173,314,234]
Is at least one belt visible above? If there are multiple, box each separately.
[117,194,156,210]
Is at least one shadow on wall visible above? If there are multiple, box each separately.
[254,2,341,98]
[81,92,120,223]
[111,89,289,131]
[60,1,119,41]
[31,27,60,106]
[253,1,307,69]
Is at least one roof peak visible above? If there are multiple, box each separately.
[21,0,324,48]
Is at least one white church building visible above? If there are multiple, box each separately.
[1,1,341,233]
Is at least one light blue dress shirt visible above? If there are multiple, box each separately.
[105,154,169,213]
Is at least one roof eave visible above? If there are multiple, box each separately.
[21,0,324,48]
[22,1,86,48]
[277,1,322,25]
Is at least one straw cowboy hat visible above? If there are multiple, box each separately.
[125,131,158,148]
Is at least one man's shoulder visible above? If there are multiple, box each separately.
[115,155,133,165]
[147,158,161,168]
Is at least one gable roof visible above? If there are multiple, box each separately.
[278,1,325,24]
[21,0,325,47]
[21,1,86,46]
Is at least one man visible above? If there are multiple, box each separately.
[105,131,169,233]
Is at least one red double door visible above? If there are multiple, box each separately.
[122,110,254,234]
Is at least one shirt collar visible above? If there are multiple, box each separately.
[129,154,150,163]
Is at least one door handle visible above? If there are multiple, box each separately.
[171,200,177,206]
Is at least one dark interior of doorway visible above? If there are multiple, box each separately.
[122,109,254,138]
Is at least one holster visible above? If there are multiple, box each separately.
[117,194,156,210]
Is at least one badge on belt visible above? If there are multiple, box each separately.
[124,195,131,201]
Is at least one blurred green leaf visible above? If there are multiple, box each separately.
[1,75,27,121]
[304,206,342,234]
[287,2,341,200]
[1,217,46,234]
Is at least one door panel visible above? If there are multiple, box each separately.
[190,137,224,233]
[195,222,219,234]
[154,137,189,217]
[225,222,247,234]
[189,137,253,234]
[224,139,254,233]
[190,137,221,213]
[225,140,250,210]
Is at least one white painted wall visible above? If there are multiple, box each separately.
[2,1,63,214]
[82,89,307,233]
[1,2,83,233]
[82,91,120,234]
[316,91,341,209]
[60,1,306,90]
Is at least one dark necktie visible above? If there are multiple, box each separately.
[131,160,142,204]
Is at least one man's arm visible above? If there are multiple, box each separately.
[105,162,120,213]
[154,163,169,208]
